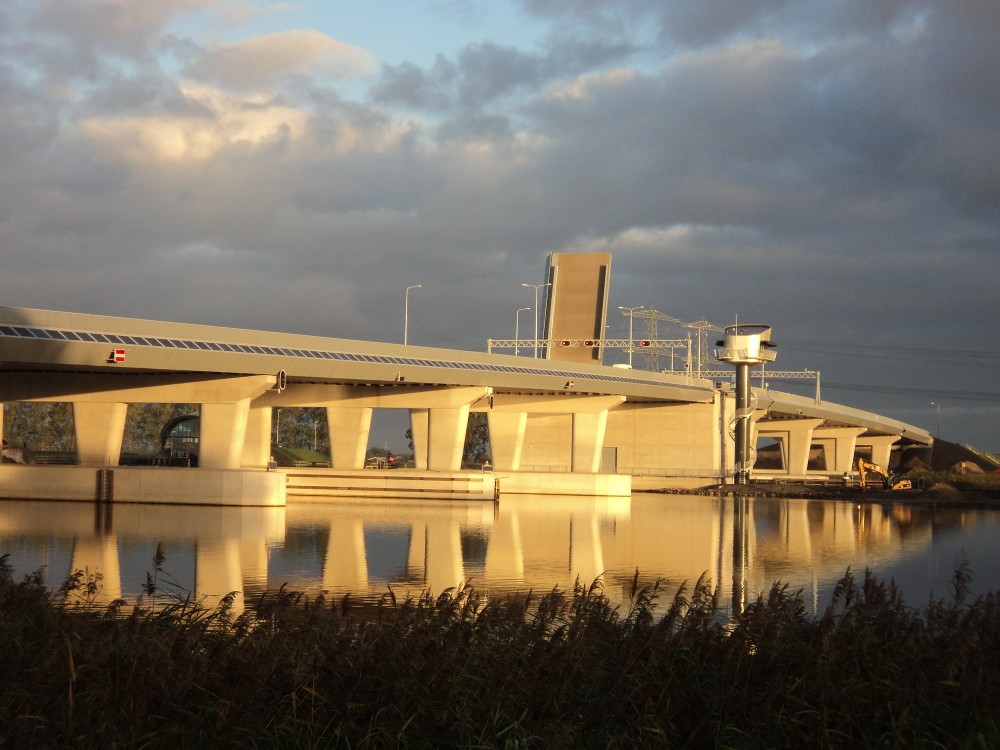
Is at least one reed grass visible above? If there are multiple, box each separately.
[2,553,999,749]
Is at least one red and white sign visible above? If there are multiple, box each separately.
[109,348,126,363]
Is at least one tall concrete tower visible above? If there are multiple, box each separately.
[715,324,777,484]
[541,252,612,364]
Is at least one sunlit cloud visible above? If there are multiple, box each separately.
[545,67,637,100]
[185,29,376,89]
[76,80,416,161]
[213,1,306,26]
[78,83,308,160]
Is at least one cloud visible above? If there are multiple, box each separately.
[76,83,306,161]
[22,0,211,78]
[185,29,376,90]
[0,0,998,446]
[545,67,637,101]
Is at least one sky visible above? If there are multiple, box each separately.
[1,0,998,451]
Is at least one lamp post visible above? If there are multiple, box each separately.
[521,282,551,358]
[515,307,530,356]
[617,305,646,367]
[404,284,422,345]
[930,401,941,438]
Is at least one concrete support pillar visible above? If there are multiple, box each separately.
[322,517,369,593]
[862,435,899,469]
[486,412,527,471]
[242,404,273,468]
[572,411,609,473]
[408,404,472,471]
[734,364,752,484]
[428,404,472,471]
[784,419,824,476]
[814,427,866,474]
[200,399,250,469]
[476,394,624,473]
[326,405,373,469]
[409,409,430,470]
[73,402,128,466]
[757,419,824,476]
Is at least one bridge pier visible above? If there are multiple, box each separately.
[756,418,824,476]
[859,435,898,470]
[485,412,527,471]
[242,404,273,468]
[73,402,128,466]
[476,394,624,473]
[326,406,373,469]
[200,399,252,469]
[814,426,867,474]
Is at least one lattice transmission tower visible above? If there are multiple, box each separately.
[632,309,683,371]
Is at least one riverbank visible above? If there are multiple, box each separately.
[655,476,1000,507]
[2,554,1000,748]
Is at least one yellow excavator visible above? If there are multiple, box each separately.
[856,458,913,491]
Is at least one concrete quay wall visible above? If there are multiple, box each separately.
[0,465,286,506]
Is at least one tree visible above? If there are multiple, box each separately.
[273,407,328,453]
[3,402,74,451]
[463,413,491,465]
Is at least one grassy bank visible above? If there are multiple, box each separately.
[2,555,999,749]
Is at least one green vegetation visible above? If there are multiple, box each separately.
[2,402,74,451]
[2,554,999,748]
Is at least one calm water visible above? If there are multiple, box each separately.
[2,494,999,619]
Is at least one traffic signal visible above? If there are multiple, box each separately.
[583,339,595,347]
[560,340,571,347]
[639,340,651,348]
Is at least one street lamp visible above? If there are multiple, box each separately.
[521,282,551,358]
[930,401,941,438]
[618,305,646,367]
[515,307,530,356]
[404,284,422,345]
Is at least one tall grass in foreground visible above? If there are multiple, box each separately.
[2,555,999,749]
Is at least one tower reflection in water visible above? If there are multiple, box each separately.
[0,493,966,619]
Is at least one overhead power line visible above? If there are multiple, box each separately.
[821,382,1000,403]
[781,340,1000,363]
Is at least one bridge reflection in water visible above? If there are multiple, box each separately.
[1,495,997,619]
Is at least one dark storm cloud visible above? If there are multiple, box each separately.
[372,35,634,116]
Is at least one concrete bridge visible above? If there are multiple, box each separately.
[0,305,931,505]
